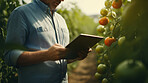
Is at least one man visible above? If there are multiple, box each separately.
[5,0,90,83]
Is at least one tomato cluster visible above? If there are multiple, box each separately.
[94,0,129,82]
[95,0,148,82]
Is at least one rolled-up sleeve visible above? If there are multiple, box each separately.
[4,8,28,66]
[5,50,24,66]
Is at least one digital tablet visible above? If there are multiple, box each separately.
[63,34,104,59]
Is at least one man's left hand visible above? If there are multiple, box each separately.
[76,48,92,60]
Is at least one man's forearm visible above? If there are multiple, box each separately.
[16,44,67,67]
[17,50,49,67]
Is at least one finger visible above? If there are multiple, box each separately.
[54,44,66,52]
[89,48,92,52]
[83,48,92,53]
[58,47,67,53]
[55,44,64,47]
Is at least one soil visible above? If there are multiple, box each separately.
[68,51,98,83]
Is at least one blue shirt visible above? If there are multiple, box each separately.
[5,0,69,83]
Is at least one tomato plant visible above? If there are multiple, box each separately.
[95,0,148,82]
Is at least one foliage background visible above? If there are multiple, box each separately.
[0,0,97,83]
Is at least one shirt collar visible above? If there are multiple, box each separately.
[34,0,57,14]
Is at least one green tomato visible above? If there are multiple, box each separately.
[103,54,109,62]
[100,8,108,16]
[95,45,104,53]
[95,72,102,80]
[97,25,105,33]
[97,59,101,64]
[97,64,107,74]
[105,0,112,8]
[3,10,8,16]
[118,36,125,46]
[115,59,147,83]
[102,78,109,83]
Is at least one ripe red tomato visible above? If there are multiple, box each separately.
[112,0,122,9]
[99,17,109,25]
[104,37,116,47]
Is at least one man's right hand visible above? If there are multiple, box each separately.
[45,44,67,61]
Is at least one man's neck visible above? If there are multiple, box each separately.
[40,0,52,9]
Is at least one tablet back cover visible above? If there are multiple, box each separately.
[64,34,103,59]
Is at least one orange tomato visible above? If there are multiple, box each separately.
[104,37,116,47]
[99,17,109,25]
[112,0,122,9]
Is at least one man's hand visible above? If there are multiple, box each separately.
[67,48,92,63]
[45,44,67,60]
[76,48,92,60]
